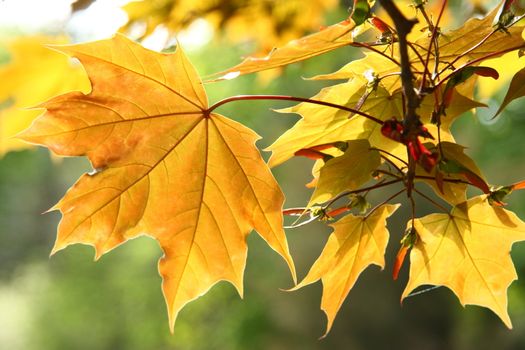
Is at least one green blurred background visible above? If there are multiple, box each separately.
[2,0,525,349]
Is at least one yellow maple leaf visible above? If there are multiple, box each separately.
[0,35,89,155]
[402,196,525,328]
[19,34,296,331]
[209,18,356,81]
[308,139,380,206]
[291,204,400,336]
[416,5,525,74]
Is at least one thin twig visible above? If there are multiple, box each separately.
[375,168,403,179]
[370,147,409,166]
[413,188,450,213]
[414,175,470,185]
[435,44,525,89]
[323,179,402,209]
[351,42,401,67]
[365,189,405,219]
[379,0,420,129]
[207,95,384,124]
[406,41,428,68]
[419,0,447,91]
[379,155,405,176]
[380,0,421,199]
[437,28,497,78]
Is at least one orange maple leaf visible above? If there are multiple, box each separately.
[19,34,296,331]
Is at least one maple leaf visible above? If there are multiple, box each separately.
[0,36,89,155]
[307,51,401,92]
[209,18,356,81]
[402,196,525,328]
[308,139,380,206]
[291,204,399,336]
[431,6,525,64]
[19,34,296,330]
[403,4,525,86]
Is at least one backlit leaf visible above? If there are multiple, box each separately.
[19,34,296,331]
[308,139,380,206]
[291,204,399,336]
[402,196,525,328]
[209,18,356,81]
[422,6,525,65]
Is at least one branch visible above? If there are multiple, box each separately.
[379,0,420,197]
[206,94,383,124]
[379,0,420,130]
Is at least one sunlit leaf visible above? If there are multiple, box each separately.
[291,204,400,336]
[308,139,380,206]
[428,6,524,64]
[403,196,525,328]
[19,34,296,331]
[209,18,356,81]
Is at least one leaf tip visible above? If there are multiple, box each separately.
[93,249,104,262]
[320,309,335,339]
[49,244,64,257]
[286,257,298,285]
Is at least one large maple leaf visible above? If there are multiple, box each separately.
[291,204,399,336]
[19,34,296,330]
[402,196,525,328]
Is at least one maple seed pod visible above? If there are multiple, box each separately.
[488,179,525,206]
[370,16,392,34]
[393,246,409,281]
[393,227,418,280]
[381,117,404,143]
[326,206,350,218]
[294,148,334,162]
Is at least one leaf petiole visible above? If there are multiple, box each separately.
[206,95,383,124]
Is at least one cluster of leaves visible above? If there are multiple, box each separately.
[5,0,525,337]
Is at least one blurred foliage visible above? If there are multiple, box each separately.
[0,35,90,154]
[119,0,339,53]
[1,0,525,349]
